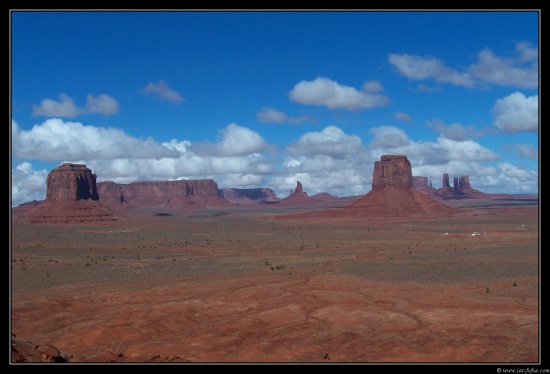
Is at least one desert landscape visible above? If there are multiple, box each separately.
[10,156,539,364]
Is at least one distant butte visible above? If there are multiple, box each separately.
[23,163,122,224]
[346,155,456,216]
[276,155,456,220]
[96,179,231,210]
[413,174,487,200]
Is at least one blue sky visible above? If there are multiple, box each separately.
[11,10,539,207]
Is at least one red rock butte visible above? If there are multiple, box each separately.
[96,179,231,210]
[23,163,121,224]
[346,155,455,216]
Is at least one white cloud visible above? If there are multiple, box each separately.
[32,93,119,118]
[256,107,315,124]
[12,118,179,161]
[369,126,411,148]
[390,41,539,89]
[32,93,80,118]
[141,81,184,104]
[426,120,478,142]
[471,162,539,194]
[492,92,538,132]
[469,42,538,88]
[388,54,474,87]
[191,123,271,157]
[498,162,537,179]
[288,77,390,110]
[83,94,120,115]
[286,125,363,158]
[437,137,500,162]
[11,162,49,206]
[395,111,412,124]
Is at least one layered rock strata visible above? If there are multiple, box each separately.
[348,155,455,216]
[96,179,231,210]
[24,164,121,224]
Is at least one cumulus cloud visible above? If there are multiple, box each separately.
[286,125,363,158]
[389,41,538,89]
[141,81,185,104]
[288,77,390,110]
[498,162,537,179]
[12,118,179,161]
[469,42,538,88]
[388,54,474,87]
[191,123,271,157]
[475,162,539,194]
[437,137,500,162]
[492,92,538,132]
[256,107,315,124]
[11,162,49,206]
[32,94,80,118]
[83,94,120,115]
[426,120,478,141]
[369,126,411,148]
[32,93,119,118]
[395,111,412,124]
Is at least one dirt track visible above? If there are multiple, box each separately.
[10,202,539,363]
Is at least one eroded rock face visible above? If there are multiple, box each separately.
[347,155,455,216]
[413,174,486,200]
[372,155,413,190]
[11,335,70,363]
[24,164,122,224]
[442,174,451,189]
[413,176,429,189]
[459,176,472,190]
[96,180,231,210]
[46,163,99,202]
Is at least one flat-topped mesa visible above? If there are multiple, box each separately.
[46,163,99,202]
[372,155,413,190]
[95,179,231,210]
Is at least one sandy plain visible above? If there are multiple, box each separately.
[10,198,539,364]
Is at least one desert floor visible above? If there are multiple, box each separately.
[10,199,539,364]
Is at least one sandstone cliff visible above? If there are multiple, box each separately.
[46,163,99,202]
[348,155,455,216]
[372,155,413,190]
[23,163,121,224]
[96,179,231,210]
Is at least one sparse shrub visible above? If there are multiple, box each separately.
[513,282,518,287]
[486,287,490,293]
